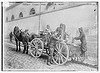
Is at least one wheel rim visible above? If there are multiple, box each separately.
[52,42,69,65]
[30,38,43,58]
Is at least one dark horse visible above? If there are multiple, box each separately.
[13,26,38,54]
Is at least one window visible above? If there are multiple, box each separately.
[30,8,35,15]
[11,15,14,20]
[19,12,23,18]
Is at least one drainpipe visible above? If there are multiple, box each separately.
[39,2,41,34]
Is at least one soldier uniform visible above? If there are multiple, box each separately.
[44,25,53,65]
[47,24,63,65]
[47,34,59,65]
[55,24,63,39]
[44,25,52,33]
[74,27,87,57]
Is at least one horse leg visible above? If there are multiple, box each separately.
[19,41,21,52]
[9,32,12,42]
[46,44,50,55]
[46,49,49,55]
[26,43,29,54]
[23,43,26,53]
[15,39,18,51]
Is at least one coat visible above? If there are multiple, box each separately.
[74,31,87,52]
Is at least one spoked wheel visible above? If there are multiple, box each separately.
[52,41,69,65]
[30,38,44,58]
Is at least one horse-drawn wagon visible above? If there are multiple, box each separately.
[29,31,69,65]
[11,26,85,65]
[29,30,85,65]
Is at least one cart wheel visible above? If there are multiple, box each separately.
[52,41,69,65]
[30,38,44,58]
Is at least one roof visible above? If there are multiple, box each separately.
[5,2,23,11]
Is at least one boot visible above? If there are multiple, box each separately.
[16,49,18,51]
[23,50,25,53]
[26,51,28,54]
[50,60,54,64]
[18,48,21,52]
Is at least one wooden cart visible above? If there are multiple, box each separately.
[29,31,69,65]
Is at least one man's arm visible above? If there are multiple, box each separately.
[74,33,83,40]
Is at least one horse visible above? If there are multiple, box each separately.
[13,26,38,54]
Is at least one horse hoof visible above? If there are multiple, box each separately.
[23,51,25,53]
[26,52,28,54]
[47,62,51,66]
[50,61,53,64]
[19,49,21,52]
[16,50,18,51]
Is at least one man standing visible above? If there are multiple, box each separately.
[73,27,87,57]
[47,24,64,65]
[55,23,63,39]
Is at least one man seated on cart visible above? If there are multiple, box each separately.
[55,23,63,39]
[54,23,69,43]
[24,29,30,35]
[72,27,87,57]
[43,25,52,45]
[44,25,52,34]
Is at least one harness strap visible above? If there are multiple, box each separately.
[13,32,20,41]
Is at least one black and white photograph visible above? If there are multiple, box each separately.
[1,1,98,71]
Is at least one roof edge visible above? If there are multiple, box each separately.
[5,2,23,11]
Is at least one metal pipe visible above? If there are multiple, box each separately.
[38,2,41,33]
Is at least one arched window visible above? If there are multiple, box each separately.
[30,8,35,15]
[11,15,14,20]
[6,17,8,22]
[19,12,23,18]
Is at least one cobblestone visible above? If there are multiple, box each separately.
[3,41,97,71]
